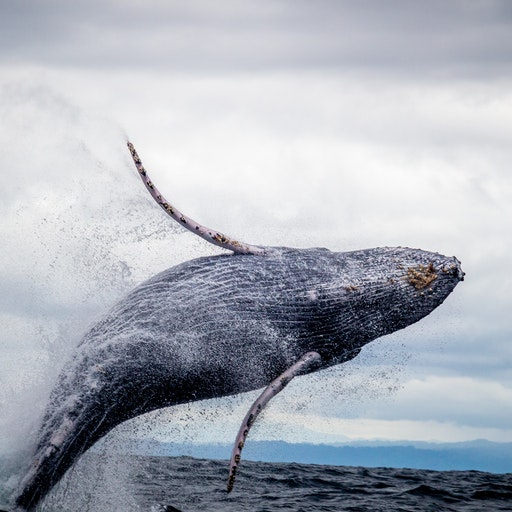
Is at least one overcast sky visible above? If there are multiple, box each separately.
[1,0,511,475]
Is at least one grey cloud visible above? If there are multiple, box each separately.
[1,0,512,77]
[363,376,512,430]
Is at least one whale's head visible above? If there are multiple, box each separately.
[281,246,464,366]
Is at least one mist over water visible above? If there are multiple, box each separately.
[0,84,195,505]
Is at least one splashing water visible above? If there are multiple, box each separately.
[0,84,417,510]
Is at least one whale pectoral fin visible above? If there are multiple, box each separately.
[127,142,266,256]
[226,351,322,493]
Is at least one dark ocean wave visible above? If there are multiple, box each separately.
[5,455,512,511]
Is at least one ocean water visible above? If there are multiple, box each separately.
[32,455,512,512]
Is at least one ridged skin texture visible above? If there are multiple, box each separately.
[15,246,463,510]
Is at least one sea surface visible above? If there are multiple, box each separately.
[32,455,512,512]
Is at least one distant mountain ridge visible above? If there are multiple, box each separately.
[125,439,512,474]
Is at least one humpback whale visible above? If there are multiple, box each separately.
[6,143,464,511]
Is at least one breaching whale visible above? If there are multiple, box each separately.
[7,143,464,511]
